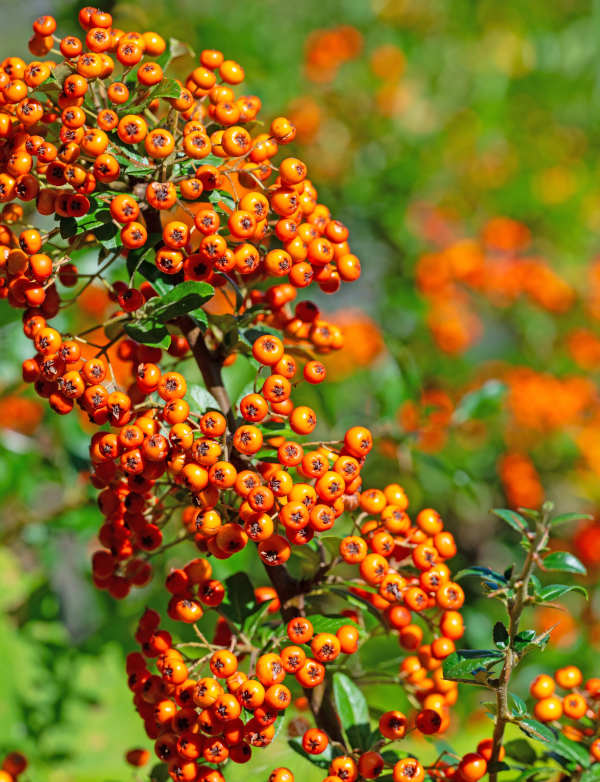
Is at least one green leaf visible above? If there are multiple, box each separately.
[512,629,546,655]
[93,221,119,241]
[208,188,237,213]
[509,692,528,717]
[239,324,281,351]
[550,512,593,527]
[454,566,508,583]
[288,737,336,770]
[120,78,184,114]
[135,260,181,295]
[488,761,511,773]
[156,37,195,70]
[518,718,555,744]
[493,621,509,649]
[124,163,155,177]
[126,238,160,279]
[581,767,600,782]
[241,601,272,641]
[59,217,77,238]
[208,312,238,336]
[149,78,183,102]
[542,551,587,575]
[553,731,591,767]
[511,769,560,782]
[124,319,170,349]
[306,614,366,640]
[188,384,220,412]
[536,583,588,602]
[148,280,214,323]
[452,379,506,424]
[504,738,537,764]
[189,308,208,330]
[149,763,169,782]
[492,508,528,532]
[332,672,370,751]
[329,587,387,631]
[442,649,504,683]
[380,750,410,765]
[222,573,255,626]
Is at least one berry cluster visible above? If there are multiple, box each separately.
[0,10,481,782]
[530,666,600,760]
[0,7,362,600]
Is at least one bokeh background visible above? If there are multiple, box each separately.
[2,0,600,779]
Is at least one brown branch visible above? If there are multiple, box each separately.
[176,315,236,434]
[488,519,551,781]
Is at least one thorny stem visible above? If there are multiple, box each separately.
[488,515,551,781]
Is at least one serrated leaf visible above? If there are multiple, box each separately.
[542,551,587,575]
[332,672,370,751]
[239,325,281,350]
[493,621,509,649]
[379,750,412,766]
[124,319,170,348]
[536,583,588,602]
[442,649,504,683]
[207,312,238,334]
[504,738,537,763]
[492,508,528,532]
[518,718,555,744]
